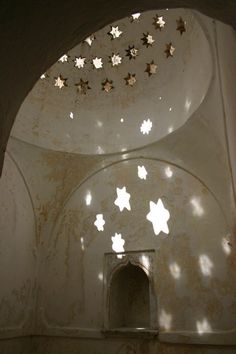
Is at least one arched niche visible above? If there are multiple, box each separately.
[103,250,158,334]
[109,262,150,329]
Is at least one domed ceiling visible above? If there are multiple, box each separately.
[12,9,212,154]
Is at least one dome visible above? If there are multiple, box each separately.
[12,9,212,154]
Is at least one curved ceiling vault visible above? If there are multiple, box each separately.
[1,0,236,173]
[12,9,212,155]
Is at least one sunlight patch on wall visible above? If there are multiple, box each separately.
[80,237,85,251]
[146,198,170,235]
[140,119,152,135]
[111,233,125,258]
[140,254,150,272]
[169,262,181,279]
[221,237,232,255]
[159,309,172,330]
[196,318,212,335]
[190,197,204,217]
[199,254,213,276]
[94,214,105,231]
[138,165,148,180]
[85,191,92,206]
[114,186,131,211]
[164,166,173,178]
[98,272,103,281]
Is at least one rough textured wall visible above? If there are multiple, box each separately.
[0,153,36,338]
[31,336,236,354]
[0,337,32,354]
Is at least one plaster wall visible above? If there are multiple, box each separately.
[0,7,236,354]
[0,153,36,339]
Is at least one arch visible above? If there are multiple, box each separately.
[109,262,150,329]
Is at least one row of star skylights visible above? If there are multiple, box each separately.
[52,42,175,69]
[40,14,186,92]
[43,51,172,92]
[58,14,186,49]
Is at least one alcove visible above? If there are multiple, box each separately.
[109,263,150,329]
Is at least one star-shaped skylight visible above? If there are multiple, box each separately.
[111,233,125,254]
[69,112,74,119]
[153,15,166,30]
[130,13,141,22]
[58,54,69,63]
[142,33,155,47]
[176,17,186,35]
[110,53,122,66]
[75,79,91,95]
[140,119,152,134]
[102,79,114,93]
[165,43,175,57]
[124,73,137,87]
[74,57,86,69]
[145,61,157,76]
[109,26,122,39]
[138,165,148,180]
[146,198,170,235]
[84,35,95,46]
[92,57,103,69]
[126,45,139,60]
[94,214,105,231]
[114,186,131,211]
[54,75,67,89]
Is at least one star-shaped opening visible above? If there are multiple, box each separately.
[130,13,141,22]
[84,35,95,46]
[141,32,155,47]
[153,15,166,30]
[137,165,148,180]
[75,79,91,95]
[176,17,186,35]
[145,61,157,76]
[124,73,137,87]
[114,186,131,211]
[146,198,170,236]
[40,73,47,79]
[126,45,139,60]
[94,214,105,231]
[140,119,152,135]
[58,54,69,63]
[165,43,175,58]
[74,57,86,69]
[110,53,122,67]
[102,79,114,93]
[54,75,67,89]
[92,57,103,69]
[108,26,122,39]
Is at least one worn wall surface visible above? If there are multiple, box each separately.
[0,153,36,344]
[0,7,236,354]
